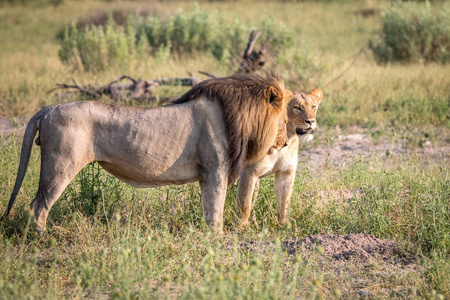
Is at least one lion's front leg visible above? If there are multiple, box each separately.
[274,169,296,225]
[200,171,228,233]
[236,169,258,227]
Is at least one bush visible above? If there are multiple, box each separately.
[371,1,450,64]
[134,5,298,62]
[58,17,148,72]
[58,5,314,73]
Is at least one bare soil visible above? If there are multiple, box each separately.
[236,233,424,298]
[299,132,450,169]
[238,233,410,262]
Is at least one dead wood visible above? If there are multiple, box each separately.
[50,74,202,102]
[236,30,267,74]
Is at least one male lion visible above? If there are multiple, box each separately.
[4,74,292,233]
[236,88,323,226]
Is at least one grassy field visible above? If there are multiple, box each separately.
[0,0,449,299]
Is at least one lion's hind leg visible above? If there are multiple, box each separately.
[31,145,93,234]
[30,172,76,234]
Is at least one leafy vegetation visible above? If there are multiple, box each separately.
[371,1,450,64]
[58,5,313,74]
[59,18,148,71]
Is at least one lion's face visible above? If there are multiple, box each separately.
[287,88,323,142]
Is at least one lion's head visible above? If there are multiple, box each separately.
[288,88,323,142]
[174,73,290,184]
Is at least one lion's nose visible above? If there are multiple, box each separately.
[305,119,315,125]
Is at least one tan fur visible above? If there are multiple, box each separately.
[4,74,289,233]
[236,89,323,226]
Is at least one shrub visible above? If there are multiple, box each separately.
[58,5,314,73]
[56,9,151,41]
[58,17,148,72]
[371,1,450,64]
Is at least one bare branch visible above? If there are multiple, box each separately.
[71,78,101,98]
[237,30,266,74]
[198,70,218,78]
[244,30,262,58]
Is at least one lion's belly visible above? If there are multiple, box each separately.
[98,160,201,188]
[95,122,202,187]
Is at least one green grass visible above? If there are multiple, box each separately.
[1,136,448,298]
[0,0,449,298]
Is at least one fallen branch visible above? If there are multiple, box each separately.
[198,70,218,79]
[50,74,202,101]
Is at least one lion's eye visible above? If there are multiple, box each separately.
[294,106,303,111]
[312,106,316,111]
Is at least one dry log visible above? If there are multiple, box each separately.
[50,75,202,101]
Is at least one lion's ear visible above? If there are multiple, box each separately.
[265,86,284,107]
[285,89,294,101]
[310,88,323,103]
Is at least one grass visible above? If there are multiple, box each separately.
[0,0,449,298]
[1,136,448,298]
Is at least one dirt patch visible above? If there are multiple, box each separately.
[299,133,450,169]
[237,233,417,264]
[284,234,421,266]
[236,233,424,298]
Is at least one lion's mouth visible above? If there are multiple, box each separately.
[296,128,314,136]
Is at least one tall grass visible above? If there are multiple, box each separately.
[0,0,63,6]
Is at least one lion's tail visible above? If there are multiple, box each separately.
[3,110,45,220]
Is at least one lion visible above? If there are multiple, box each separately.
[236,88,323,226]
[4,73,292,233]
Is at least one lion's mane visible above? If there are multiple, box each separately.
[174,74,287,184]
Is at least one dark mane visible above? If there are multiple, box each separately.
[174,73,271,105]
[173,73,286,184]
